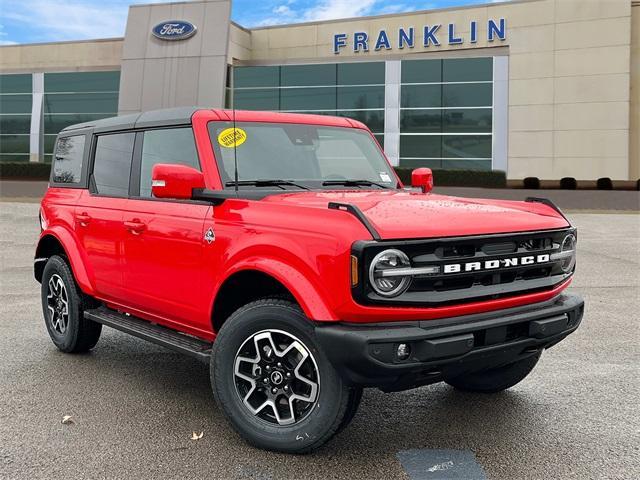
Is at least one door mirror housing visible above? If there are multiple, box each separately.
[411,168,434,193]
[151,164,205,200]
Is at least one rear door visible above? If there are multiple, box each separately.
[122,127,211,330]
[75,132,134,302]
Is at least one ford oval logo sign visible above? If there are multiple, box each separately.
[152,21,197,41]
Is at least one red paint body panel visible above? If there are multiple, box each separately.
[121,199,211,331]
[38,109,574,342]
[259,190,569,239]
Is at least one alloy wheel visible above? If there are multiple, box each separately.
[46,274,69,335]
[233,329,320,426]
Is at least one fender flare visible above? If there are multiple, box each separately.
[36,227,96,296]
[214,258,338,322]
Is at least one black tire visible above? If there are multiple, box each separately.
[210,298,356,453]
[41,255,102,353]
[445,352,542,393]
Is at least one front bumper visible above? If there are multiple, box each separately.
[314,293,584,392]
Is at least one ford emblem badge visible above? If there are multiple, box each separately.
[152,20,197,41]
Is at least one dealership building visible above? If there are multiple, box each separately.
[0,0,638,181]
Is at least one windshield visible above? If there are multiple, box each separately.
[208,122,398,190]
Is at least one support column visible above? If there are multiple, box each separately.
[29,73,44,163]
[384,60,401,167]
[492,56,508,173]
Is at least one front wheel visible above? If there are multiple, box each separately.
[210,298,357,453]
[445,352,542,393]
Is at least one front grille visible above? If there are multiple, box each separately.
[353,229,575,306]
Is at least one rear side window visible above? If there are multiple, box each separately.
[139,128,200,198]
[92,132,135,197]
[52,135,85,184]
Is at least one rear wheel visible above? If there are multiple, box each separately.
[211,298,357,453]
[41,255,102,353]
[445,352,542,393]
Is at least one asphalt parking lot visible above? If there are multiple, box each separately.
[1,201,638,480]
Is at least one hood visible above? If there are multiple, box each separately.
[260,190,569,240]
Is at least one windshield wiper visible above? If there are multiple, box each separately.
[225,179,310,190]
[322,179,393,189]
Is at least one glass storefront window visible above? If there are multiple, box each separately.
[280,64,336,86]
[234,66,279,88]
[442,159,492,170]
[44,71,120,93]
[42,70,120,158]
[0,115,31,134]
[44,92,119,114]
[0,94,32,114]
[401,84,441,108]
[442,135,492,159]
[0,154,31,162]
[232,62,385,136]
[280,87,336,111]
[443,58,492,82]
[0,74,32,94]
[443,83,492,107]
[400,57,494,169]
[44,135,58,154]
[397,158,443,169]
[232,58,494,171]
[401,59,441,84]
[0,134,30,154]
[401,110,442,133]
[398,158,491,170]
[400,135,442,159]
[1,74,32,161]
[443,109,492,133]
[337,62,384,85]
[399,135,492,161]
[337,86,384,110]
[234,88,280,110]
[335,110,384,133]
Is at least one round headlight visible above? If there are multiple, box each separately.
[369,249,412,297]
[560,234,576,273]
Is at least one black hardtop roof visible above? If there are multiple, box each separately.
[60,106,205,134]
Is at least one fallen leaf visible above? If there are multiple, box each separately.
[61,415,74,425]
[190,431,204,441]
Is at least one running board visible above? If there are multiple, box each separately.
[84,307,212,363]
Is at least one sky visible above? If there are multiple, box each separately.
[0,0,507,46]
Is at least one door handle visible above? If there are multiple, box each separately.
[76,213,91,227]
[124,220,146,235]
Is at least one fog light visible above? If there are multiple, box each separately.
[396,343,411,361]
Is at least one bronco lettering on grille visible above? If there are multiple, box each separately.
[443,254,550,274]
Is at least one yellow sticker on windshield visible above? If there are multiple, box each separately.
[218,127,247,148]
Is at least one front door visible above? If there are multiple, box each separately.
[121,127,211,332]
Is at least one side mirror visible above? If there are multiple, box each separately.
[151,164,205,199]
[411,168,434,193]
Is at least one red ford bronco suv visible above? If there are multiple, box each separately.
[36,108,583,453]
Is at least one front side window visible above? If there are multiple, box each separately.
[52,135,85,184]
[92,132,135,197]
[208,122,396,190]
[139,128,200,198]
